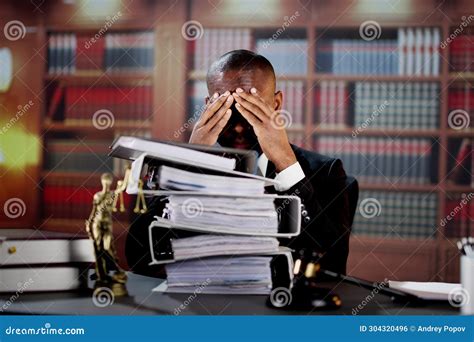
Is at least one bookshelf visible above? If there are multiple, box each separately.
[178,0,473,282]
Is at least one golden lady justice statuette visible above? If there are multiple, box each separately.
[85,169,133,297]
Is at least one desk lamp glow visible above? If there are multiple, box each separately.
[0,47,39,169]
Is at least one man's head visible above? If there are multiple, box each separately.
[205,50,282,151]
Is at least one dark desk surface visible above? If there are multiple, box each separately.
[0,273,459,315]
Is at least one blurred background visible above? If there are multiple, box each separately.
[0,0,472,282]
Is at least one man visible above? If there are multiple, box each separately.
[126,50,352,275]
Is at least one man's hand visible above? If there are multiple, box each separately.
[233,87,297,172]
[189,91,233,146]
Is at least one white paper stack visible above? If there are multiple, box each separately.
[165,256,273,294]
[158,165,265,195]
[164,195,279,234]
[171,235,279,260]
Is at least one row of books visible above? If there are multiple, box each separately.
[44,131,149,175]
[48,32,154,74]
[444,193,474,238]
[59,85,153,123]
[44,139,113,173]
[397,28,440,76]
[316,28,440,75]
[256,39,308,75]
[353,191,438,238]
[448,28,473,72]
[276,80,305,126]
[42,175,131,221]
[191,80,443,130]
[317,39,398,75]
[353,82,439,129]
[448,138,473,186]
[193,28,252,72]
[314,136,434,185]
[109,136,300,295]
[448,86,473,129]
[315,80,348,128]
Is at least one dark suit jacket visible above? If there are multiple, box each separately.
[125,145,351,276]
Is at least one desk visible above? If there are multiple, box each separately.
[0,273,459,315]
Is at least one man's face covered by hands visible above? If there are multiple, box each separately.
[207,69,280,152]
[189,59,297,173]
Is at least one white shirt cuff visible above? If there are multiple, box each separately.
[273,162,305,192]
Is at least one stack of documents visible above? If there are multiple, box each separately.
[158,166,265,195]
[165,256,273,294]
[109,136,302,295]
[164,195,278,234]
[171,235,279,260]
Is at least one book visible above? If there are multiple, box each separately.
[389,281,460,301]
[315,80,348,128]
[314,136,434,184]
[0,266,89,293]
[0,229,94,266]
[316,28,440,76]
[448,84,473,129]
[447,138,472,185]
[64,85,152,124]
[193,28,252,71]
[42,174,131,221]
[48,31,154,74]
[256,38,308,75]
[353,82,439,129]
[444,192,473,238]
[353,191,438,238]
[110,136,237,171]
[449,28,474,72]
[44,139,114,173]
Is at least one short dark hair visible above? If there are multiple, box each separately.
[206,49,276,88]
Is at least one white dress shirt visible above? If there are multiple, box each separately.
[257,154,305,192]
